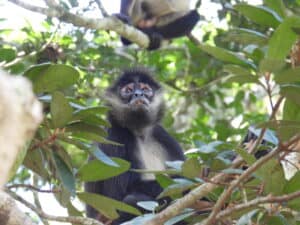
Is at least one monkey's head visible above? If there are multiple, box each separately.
[105,68,164,131]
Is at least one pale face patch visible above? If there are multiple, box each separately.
[104,89,164,130]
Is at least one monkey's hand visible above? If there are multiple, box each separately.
[121,27,163,50]
[140,28,163,50]
[115,13,162,50]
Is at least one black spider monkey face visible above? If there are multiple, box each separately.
[119,81,154,109]
[105,68,164,129]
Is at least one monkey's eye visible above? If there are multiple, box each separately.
[120,83,134,97]
[140,83,151,91]
[124,86,133,93]
[140,83,153,96]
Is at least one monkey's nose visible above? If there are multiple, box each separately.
[134,89,144,97]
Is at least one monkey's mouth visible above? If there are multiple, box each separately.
[129,98,149,108]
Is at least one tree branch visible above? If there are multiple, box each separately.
[8,0,150,48]
[7,190,104,225]
[0,70,42,187]
[198,97,285,225]
[0,191,37,225]
[199,147,282,225]
[216,191,300,220]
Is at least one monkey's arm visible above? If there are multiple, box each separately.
[85,145,129,218]
[85,126,131,218]
[120,0,133,15]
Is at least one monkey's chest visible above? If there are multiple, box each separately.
[135,138,169,180]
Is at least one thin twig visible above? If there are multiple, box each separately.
[94,0,108,17]
[33,175,50,225]
[6,184,60,193]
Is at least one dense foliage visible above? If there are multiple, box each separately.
[2,0,300,224]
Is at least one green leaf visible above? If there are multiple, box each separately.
[284,171,300,193]
[165,161,183,171]
[125,214,155,225]
[261,215,289,225]
[248,126,278,145]
[199,44,255,69]
[0,47,17,62]
[275,67,300,83]
[66,122,107,137]
[51,92,73,128]
[73,106,108,118]
[280,85,300,106]
[224,28,268,46]
[235,147,256,165]
[66,202,82,217]
[53,152,76,195]
[89,145,119,167]
[267,16,300,60]
[256,159,286,195]
[158,180,196,199]
[234,4,282,28]
[224,74,259,84]
[264,0,286,18]
[259,58,286,73]
[283,171,300,210]
[260,120,300,141]
[24,64,79,94]
[72,106,110,127]
[155,174,175,188]
[65,122,117,144]
[165,211,194,225]
[236,209,259,225]
[69,131,117,145]
[23,148,49,180]
[54,185,71,208]
[223,64,253,76]
[78,192,141,219]
[223,65,259,84]
[137,201,159,211]
[77,158,130,182]
[181,158,202,179]
[196,141,224,154]
[283,99,300,121]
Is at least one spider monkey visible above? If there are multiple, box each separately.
[117,0,200,50]
[85,68,185,224]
